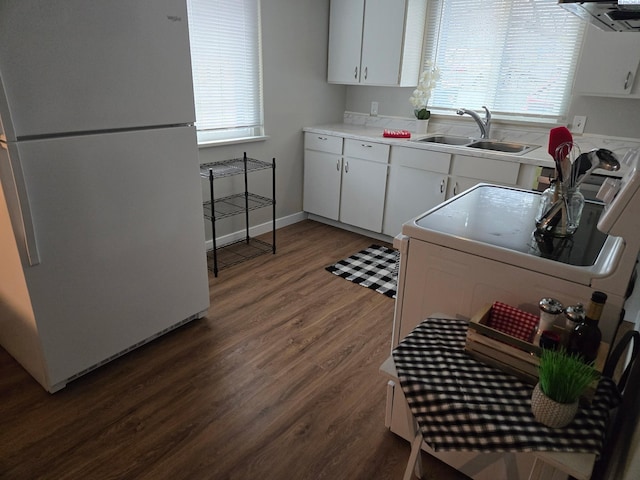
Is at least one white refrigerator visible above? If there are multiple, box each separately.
[0,0,210,392]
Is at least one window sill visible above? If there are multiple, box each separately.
[197,135,270,149]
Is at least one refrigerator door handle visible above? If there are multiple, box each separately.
[1,141,40,265]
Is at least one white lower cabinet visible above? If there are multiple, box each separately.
[303,149,342,220]
[304,132,540,236]
[303,134,344,220]
[383,146,450,237]
[340,138,390,232]
[303,133,390,233]
[340,155,388,231]
[447,176,480,198]
[447,154,521,198]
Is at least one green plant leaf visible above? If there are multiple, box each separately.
[414,108,431,120]
[538,348,600,404]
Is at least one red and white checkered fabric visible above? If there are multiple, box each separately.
[487,301,539,342]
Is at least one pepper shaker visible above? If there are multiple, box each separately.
[563,303,585,346]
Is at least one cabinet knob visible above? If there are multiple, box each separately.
[440,179,445,194]
[624,71,633,91]
[364,67,368,80]
[453,182,459,195]
[345,161,349,173]
[354,66,358,79]
[318,136,328,141]
[361,143,372,148]
[336,159,340,171]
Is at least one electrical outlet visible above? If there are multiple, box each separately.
[370,101,379,116]
[572,115,587,134]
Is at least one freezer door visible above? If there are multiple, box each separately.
[0,0,196,140]
[9,126,209,388]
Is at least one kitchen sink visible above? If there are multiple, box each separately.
[416,134,475,146]
[467,140,538,154]
[414,134,538,155]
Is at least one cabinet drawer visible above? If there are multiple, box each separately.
[344,138,390,163]
[390,146,451,174]
[451,155,520,185]
[304,132,343,154]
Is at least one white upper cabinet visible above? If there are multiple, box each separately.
[573,26,640,97]
[327,0,365,85]
[327,0,426,86]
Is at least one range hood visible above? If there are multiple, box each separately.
[559,1,640,32]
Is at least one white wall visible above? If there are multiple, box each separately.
[568,95,640,139]
[344,85,640,139]
[344,33,640,141]
[197,0,346,240]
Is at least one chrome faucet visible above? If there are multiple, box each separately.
[456,106,491,139]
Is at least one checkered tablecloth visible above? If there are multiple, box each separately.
[392,317,621,454]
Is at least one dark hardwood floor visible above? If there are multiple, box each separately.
[0,220,469,480]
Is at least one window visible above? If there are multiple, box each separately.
[186,0,264,145]
[423,0,585,122]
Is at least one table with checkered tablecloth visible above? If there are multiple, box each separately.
[392,317,621,455]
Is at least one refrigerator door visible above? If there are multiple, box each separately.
[0,0,195,140]
[0,139,40,266]
[3,126,209,389]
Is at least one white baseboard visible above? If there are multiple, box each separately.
[205,211,307,250]
[306,214,394,244]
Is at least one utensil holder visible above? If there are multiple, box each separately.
[536,182,584,237]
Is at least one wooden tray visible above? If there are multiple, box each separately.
[465,303,608,400]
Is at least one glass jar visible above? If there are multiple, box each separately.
[535,182,585,237]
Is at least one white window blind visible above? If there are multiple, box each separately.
[423,0,585,121]
[186,0,264,144]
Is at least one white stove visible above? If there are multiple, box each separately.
[393,148,640,347]
[385,148,640,480]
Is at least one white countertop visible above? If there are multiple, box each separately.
[304,116,640,177]
[304,123,552,168]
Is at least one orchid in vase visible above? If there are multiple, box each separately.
[410,62,440,120]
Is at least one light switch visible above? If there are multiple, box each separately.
[371,101,379,116]
[572,115,587,134]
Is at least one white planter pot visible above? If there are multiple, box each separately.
[531,382,579,428]
[415,119,429,135]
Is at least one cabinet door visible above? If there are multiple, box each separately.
[327,0,365,84]
[383,164,447,237]
[360,0,406,85]
[340,157,388,232]
[303,150,342,220]
[573,25,640,97]
[447,154,520,198]
[447,176,482,198]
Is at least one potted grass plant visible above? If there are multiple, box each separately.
[531,348,600,428]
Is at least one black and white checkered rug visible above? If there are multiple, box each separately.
[325,244,399,298]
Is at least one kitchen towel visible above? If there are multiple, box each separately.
[325,245,398,298]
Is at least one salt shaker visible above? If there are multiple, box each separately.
[534,298,564,345]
